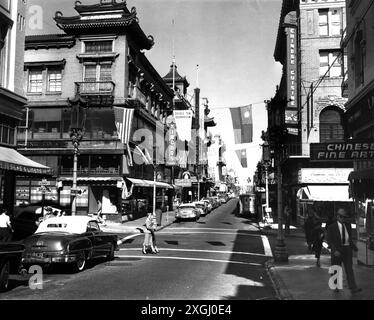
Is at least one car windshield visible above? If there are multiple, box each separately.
[179,205,195,209]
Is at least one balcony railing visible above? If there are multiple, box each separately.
[128,85,148,107]
[60,167,120,176]
[76,81,115,96]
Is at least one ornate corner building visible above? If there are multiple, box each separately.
[266,0,353,225]
[16,0,183,220]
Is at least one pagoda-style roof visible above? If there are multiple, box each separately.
[163,65,190,87]
[25,34,76,50]
[54,0,154,50]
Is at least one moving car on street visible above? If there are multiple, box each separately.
[175,203,201,222]
[0,243,24,292]
[21,216,118,272]
[194,201,209,216]
[201,199,213,213]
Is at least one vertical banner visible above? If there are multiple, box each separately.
[114,107,135,168]
[284,11,299,136]
[165,116,177,166]
[230,105,253,144]
[173,110,193,142]
[236,149,248,168]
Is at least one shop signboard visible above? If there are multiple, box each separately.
[298,168,353,184]
[174,179,192,188]
[311,141,374,162]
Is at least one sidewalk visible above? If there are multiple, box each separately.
[263,225,374,300]
[100,211,176,235]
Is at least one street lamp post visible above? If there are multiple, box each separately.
[273,152,288,262]
[70,103,85,216]
[262,141,271,221]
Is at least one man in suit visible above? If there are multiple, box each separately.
[327,208,361,294]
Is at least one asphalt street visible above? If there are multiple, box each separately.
[0,199,278,300]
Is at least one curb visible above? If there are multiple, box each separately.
[265,260,294,300]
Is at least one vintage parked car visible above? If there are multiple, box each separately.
[175,203,201,222]
[0,243,25,292]
[21,216,118,272]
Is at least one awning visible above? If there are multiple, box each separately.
[348,168,374,181]
[58,177,122,182]
[0,146,51,175]
[297,185,352,202]
[127,178,173,189]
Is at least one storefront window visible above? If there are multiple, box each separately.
[83,108,117,140]
[30,109,62,139]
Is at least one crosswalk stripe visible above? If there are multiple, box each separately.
[115,255,262,266]
[119,248,267,257]
[261,235,273,257]
[158,231,260,237]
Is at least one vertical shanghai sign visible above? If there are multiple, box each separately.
[284,11,298,136]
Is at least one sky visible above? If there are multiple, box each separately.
[26,0,283,183]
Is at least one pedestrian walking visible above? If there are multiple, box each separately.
[326,208,362,294]
[304,209,317,252]
[0,209,13,242]
[311,220,325,267]
[284,204,292,235]
[142,212,159,254]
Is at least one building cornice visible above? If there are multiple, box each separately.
[25,34,76,50]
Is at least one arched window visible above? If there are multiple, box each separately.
[319,108,344,143]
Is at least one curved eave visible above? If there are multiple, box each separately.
[54,16,154,50]
[75,2,129,14]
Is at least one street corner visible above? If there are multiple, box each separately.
[265,260,294,300]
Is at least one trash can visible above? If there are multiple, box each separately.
[156,209,163,227]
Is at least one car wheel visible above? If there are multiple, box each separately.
[0,261,10,292]
[107,244,115,261]
[74,251,86,272]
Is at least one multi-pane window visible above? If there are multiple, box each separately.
[83,64,112,92]
[319,50,342,77]
[28,70,43,93]
[47,70,62,92]
[319,109,344,143]
[84,41,113,53]
[318,8,342,37]
[99,64,112,81]
[0,116,16,146]
[319,10,329,36]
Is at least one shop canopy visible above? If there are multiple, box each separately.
[297,185,352,202]
[348,168,374,181]
[0,146,51,175]
[127,178,173,189]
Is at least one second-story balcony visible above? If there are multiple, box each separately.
[75,81,115,106]
[127,85,148,108]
